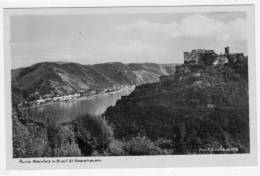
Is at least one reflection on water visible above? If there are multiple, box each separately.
[28,87,135,123]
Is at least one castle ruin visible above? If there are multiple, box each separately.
[183,47,246,66]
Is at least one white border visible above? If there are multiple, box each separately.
[0,0,258,174]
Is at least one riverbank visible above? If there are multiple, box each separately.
[18,86,135,110]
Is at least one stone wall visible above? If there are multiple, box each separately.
[184,49,215,65]
[184,47,247,66]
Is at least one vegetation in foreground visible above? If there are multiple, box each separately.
[13,110,167,157]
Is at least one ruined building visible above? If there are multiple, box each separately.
[184,49,216,65]
[224,47,247,64]
[213,47,229,65]
[184,47,247,66]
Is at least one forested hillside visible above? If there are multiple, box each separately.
[105,62,249,154]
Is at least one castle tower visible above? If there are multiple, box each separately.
[225,47,230,56]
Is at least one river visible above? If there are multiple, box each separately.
[25,87,135,124]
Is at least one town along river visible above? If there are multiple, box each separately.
[22,87,135,124]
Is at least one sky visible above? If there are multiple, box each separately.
[10,12,247,68]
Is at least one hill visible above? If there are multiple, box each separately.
[105,63,249,154]
[11,62,177,104]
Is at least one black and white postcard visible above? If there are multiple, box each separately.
[4,5,257,170]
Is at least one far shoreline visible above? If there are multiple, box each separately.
[18,85,136,110]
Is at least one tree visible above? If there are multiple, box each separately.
[54,126,81,157]
[72,114,113,156]
[12,115,33,158]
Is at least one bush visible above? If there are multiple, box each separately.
[123,136,163,155]
[45,117,59,157]
[107,140,125,156]
[26,122,49,157]
[53,126,81,157]
[72,114,113,156]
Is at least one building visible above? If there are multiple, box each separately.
[228,53,246,64]
[36,97,46,104]
[184,49,216,65]
[213,54,229,66]
[225,47,230,56]
[184,47,246,66]
[224,46,247,64]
